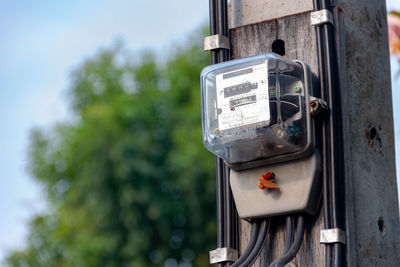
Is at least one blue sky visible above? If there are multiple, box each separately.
[0,0,399,264]
[0,0,208,262]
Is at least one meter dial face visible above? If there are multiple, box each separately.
[215,63,270,131]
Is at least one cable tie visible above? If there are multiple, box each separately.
[310,9,334,26]
[204,34,230,51]
[320,228,346,244]
[209,247,238,264]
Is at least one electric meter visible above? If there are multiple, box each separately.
[200,53,316,170]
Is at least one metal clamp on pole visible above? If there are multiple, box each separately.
[309,96,328,116]
[209,247,238,264]
[310,9,334,26]
[320,228,346,244]
[204,34,230,52]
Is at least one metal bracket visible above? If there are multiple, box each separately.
[310,9,334,26]
[204,34,230,51]
[309,96,328,116]
[320,228,346,244]
[209,247,238,264]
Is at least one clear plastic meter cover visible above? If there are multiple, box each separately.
[200,53,313,168]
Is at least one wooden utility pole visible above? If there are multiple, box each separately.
[228,0,400,266]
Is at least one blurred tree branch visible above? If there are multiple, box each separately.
[6,27,215,267]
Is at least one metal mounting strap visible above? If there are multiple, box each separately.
[204,34,230,51]
[209,247,238,264]
[310,9,334,26]
[320,228,346,244]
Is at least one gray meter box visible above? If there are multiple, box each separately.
[230,153,321,219]
[201,53,321,218]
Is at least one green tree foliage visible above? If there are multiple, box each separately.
[6,31,217,267]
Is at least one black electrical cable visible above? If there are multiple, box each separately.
[312,0,334,263]
[209,1,238,267]
[320,3,344,266]
[209,0,217,64]
[229,219,270,267]
[312,0,345,266]
[227,222,261,267]
[267,216,294,267]
[216,0,227,62]
[209,4,225,265]
[216,158,226,267]
[224,165,233,249]
[238,219,269,267]
[269,216,306,267]
[215,0,238,258]
[283,216,294,255]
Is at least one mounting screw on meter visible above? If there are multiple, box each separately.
[200,53,316,170]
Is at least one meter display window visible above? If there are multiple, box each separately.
[215,63,270,131]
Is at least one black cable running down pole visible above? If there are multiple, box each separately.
[265,216,295,267]
[215,1,239,260]
[209,0,217,64]
[229,219,269,267]
[209,2,226,267]
[312,0,345,266]
[312,1,333,265]
[228,222,261,267]
[216,0,228,62]
[270,216,306,267]
[216,158,226,267]
[224,165,234,250]
[321,3,345,266]
[283,216,294,255]
[238,219,269,267]
[208,1,238,266]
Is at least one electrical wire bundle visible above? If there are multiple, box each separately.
[312,0,345,266]
[269,216,305,267]
[208,1,239,266]
[228,215,306,267]
[229,219,269,267]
